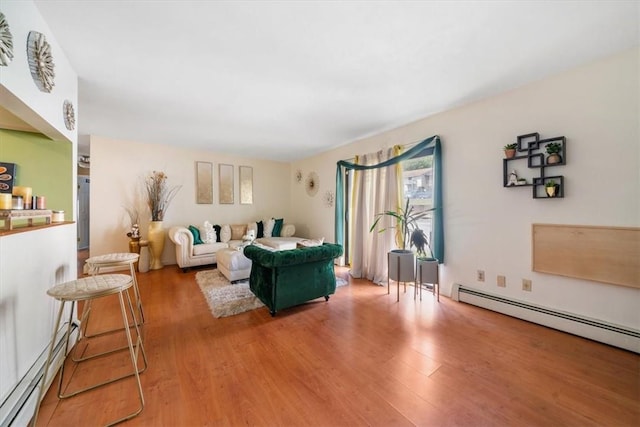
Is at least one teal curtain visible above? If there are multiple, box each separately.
[335,135,444,263]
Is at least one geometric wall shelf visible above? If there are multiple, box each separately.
[503,132,566,199]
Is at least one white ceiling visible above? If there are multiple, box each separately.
[33,1,639,161]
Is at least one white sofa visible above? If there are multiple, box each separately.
[168,222,301,272]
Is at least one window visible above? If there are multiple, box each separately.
[335,135,443,268]
[402,150,434,252]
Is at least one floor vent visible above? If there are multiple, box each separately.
[452,284,639,354]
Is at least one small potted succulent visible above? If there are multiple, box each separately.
[504,143,517,159]
[545,180,559,197]
[545,142,562,164]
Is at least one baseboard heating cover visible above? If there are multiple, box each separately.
[0,324,78,427]
[451,284,640,354]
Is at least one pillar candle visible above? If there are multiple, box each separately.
[12,186,32,208]
[0,193,11,209]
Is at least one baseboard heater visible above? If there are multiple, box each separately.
[451,284,640,354]
[0,323,78,427]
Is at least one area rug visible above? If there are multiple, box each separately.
[195,269,348,318]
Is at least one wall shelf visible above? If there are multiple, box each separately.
[503,132,566,199]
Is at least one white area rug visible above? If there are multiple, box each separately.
[195,270,263,318]
[195,269,348,318]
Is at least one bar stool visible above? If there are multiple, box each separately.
[32,274,145,427]
[84,253,145,338]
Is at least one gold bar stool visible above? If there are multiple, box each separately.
[84,253,145,338]
[32,274,145,427]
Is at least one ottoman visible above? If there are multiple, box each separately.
[217,248,252,282]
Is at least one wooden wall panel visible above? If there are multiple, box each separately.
[532,224,640,289]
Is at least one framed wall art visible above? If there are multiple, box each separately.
[218,164,234,204]
[239,166,253,205]
[195,161,213,204]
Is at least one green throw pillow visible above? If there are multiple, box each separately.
[272,218,284,237]
[188,225,204,244]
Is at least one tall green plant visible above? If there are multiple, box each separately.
[370,198,433,254]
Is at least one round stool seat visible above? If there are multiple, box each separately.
[83,252,146,333]
[86,252,139,265]
[47,274,132,301]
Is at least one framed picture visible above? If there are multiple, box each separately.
[239,166,253,205]
[195,161,213,204]
[218,164,234,204]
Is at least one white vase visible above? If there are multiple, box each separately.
[148,220,165,270]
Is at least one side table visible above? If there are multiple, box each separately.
[129,238,149,272]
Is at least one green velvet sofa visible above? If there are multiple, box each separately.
[243,243,343,316]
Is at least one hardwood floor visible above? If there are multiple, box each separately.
[35,263,639,426]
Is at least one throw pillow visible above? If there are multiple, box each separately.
[199,221,216,244]
[281,223,295,237]
[230,224,247,241]
[220,224,231,243]
[256,221,264,238]
[188,225,204,245]
[264,218,275,237]
[272,218,284,237]
[213,224,222,242]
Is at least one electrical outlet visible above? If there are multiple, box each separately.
[497,275,506,287]
[477,270,485,282]
[522,279,532,292]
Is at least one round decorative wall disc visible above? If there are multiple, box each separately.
[306,172,319,197]
[63,100,75,130]
[0,12,14,66]
[324,190,335,207]
[27,30,55,92]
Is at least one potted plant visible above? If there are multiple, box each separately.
[145,170,182,269]
[545,142,562,164]
[545,180,559,197]
[370,199,434,284]
[504,143,517,159]
[410,227,439,301]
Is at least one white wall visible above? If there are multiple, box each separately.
[290,47,640,330]
[90,136,292,265]
[0,224,76,402]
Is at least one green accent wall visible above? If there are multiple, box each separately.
[0,129,73,218]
